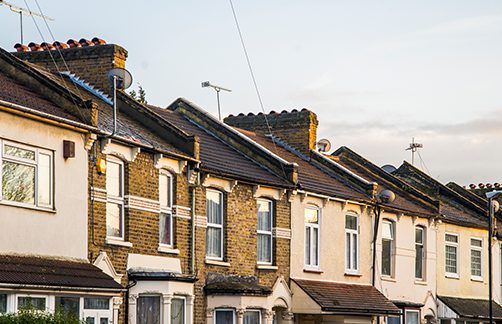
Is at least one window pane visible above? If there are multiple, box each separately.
[258,233,272,263]
[207,191,222,225]
[406,312,419,324]
[471,239,482,247]
[100,318,109,324]
[159,173,172,208]
[38,153,51,206]
[0,294,6,313]
[171,298,185,324]
[446,245,457,273]
[86,317,95,324]
[84,298,110,310]
[18,296,46,311]
[55,296,80,317]
[345,215,357,230]
[416,245,424,279]
[353,233,358,270]
[4,144,35,160]
[215,310,234,324]
[382,222,393,240]
[346,232,351,267]
[313,227,319,266]
[382,240,392,275]
[471,249,482,276]
[258,200,272,231]
[137,296,160,324]
[160,212,172,245]
[106,161,122,197]
[415,228,423,244]
[206,227,222,258]
[2,161,35,204]
[106,203,123,238]
[305,208,318,223]
[387,317,400,324]
[244,311,261,324]
[446,234,458,243]
[305,227,311,265]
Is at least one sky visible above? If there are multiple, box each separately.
[1,0,502,186]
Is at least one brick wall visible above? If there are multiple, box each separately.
[225,109,318,154]
[13,44,127,95]
[192,181,291,323]
[88,148,192,324]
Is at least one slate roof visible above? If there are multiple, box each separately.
[151,107,291,188]
[292,278,400,315]
[0,255,122,291]
[332,148,437,217]
[438,296,502,320]
[204,273,271,296]
[235,129,369,201]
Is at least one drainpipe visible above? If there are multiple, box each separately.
[189,164,200,274]
[372,205,381,287]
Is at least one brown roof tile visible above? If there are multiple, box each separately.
[438,296,502,320]
[293,278,400,315]
[0,255,122,291]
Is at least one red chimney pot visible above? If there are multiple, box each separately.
[14,43,29,52]
[79,38,94,47]
[91,37,106,45]
[67,39,81,48]
[52,41,69,49]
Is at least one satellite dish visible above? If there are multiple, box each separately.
[107,68,133,90]
[317,138,332,153]
[381,164,397,174]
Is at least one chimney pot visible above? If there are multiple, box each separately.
[14,43,29,52]
[469,184,476,189]
[28,42,43,51]
[495,183,501,188]
[479,183,485,189]
[53,41,69,49]
[487,183,493,189]
[79,38,94,47]
[67,39,81,48]
[40,42,55,50]
[91,37,106,45]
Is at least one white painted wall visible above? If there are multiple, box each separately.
[0,110,88,259]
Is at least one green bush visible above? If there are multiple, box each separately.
[0,309,83,323]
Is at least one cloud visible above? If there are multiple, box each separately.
[416,14,502,36]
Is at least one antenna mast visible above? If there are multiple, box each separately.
[406,137,423,166]
[0,0,54,44]
[202,81,232,121]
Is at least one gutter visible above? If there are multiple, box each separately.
[312,151,375,186]
[0,283,124,293]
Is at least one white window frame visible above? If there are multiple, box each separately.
[415,226,425,280]
[405,310,420,324]
[445,233,459,277]
[214,308,235,324]
[170,296,186,324]
[345,213,359,274]
[159,170,174,247]
[257,198,273,265]
[106,156,125,241]
[470,237,483,281]
[304,205,321,269]
[244,310,262,324]
[0,139,54,210]
[381,220,395,277]
[206,189,224,260]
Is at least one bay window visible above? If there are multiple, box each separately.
[345,214,359,273]
[244,310,261,324]
[171,297,185,324]
[137,295,161,324]
[405,310,420,324]
[305,206,320,268]
[206,189,224,259]
[257,199,273,264]
[106,157,125,239]
[159,170,173,246]
[381,220,395,276]
[215,309,235,324]
[1,140,53,209]
[445,233,458,276]
[470,238,482,279]
[55,296,80,317]
[17,296,47,311]
[415,226,425,280]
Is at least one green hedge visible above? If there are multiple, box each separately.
[0,310,83,324]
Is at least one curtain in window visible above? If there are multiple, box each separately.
[215,310,234,324]
[137,296,160,324]
[406,312,419,324]
[160,212,172,245]
[206,227,222,258]
[257,233,271,262]
[171,299,185,324]
[244,311,261,324]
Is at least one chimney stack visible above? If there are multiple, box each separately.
[224,108,319,155]
[12,37,127,96]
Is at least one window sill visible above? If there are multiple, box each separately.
[381,276,396,282]
[471,276,483,282]
[256,264,278,270]
[414,280,428,286]
[205,259,231,267]
[158,245,179,255]
[106,238,133,248]
[344,272,362,277]
[0,201,56,214]
[445,273,459,279]
[303,268,323,274]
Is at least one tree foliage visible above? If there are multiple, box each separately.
[128,84,147,104]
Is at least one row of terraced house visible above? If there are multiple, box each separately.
[1,38,502,324]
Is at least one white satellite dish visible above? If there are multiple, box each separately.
[317,138,332,153]
[107,68,133,90]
